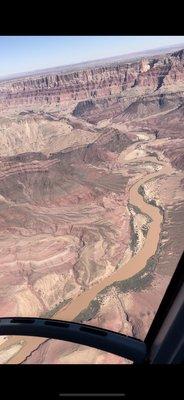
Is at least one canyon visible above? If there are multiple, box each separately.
[0,47,183,363]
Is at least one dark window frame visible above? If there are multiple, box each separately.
[0,252,183,364]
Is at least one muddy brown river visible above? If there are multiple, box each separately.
[1,160,173,364]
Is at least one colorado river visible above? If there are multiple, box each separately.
[4,160,173,363]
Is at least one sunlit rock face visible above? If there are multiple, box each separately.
[139,59,150,74]
[0,47,184,364]
[0,138,131,318]
[0,49,183,110]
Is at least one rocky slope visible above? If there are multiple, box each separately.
[0,48,183,364]
[0,50,184,110]
[0,137,132,319]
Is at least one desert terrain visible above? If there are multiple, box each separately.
[0,48,183,363]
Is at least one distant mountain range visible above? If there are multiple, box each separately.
[0,42,184,82]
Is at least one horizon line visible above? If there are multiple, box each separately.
[0,41,184,82]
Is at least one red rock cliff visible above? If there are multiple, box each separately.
[0,50,183,109]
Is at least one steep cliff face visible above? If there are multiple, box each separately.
[0,141,131,320]
[0,50,183,110]
[0,47,184,365]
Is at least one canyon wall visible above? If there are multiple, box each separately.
[0,47,184,364]
[0,50,184,110]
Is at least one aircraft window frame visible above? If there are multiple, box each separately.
[145,251,184,350]
[0,252,183,364]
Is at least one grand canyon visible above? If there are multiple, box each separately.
[0,46,183,364]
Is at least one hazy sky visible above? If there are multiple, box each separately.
[0,36,184,77]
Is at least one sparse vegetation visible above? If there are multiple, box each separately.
[127,203,151,254]
[128,203,140,254]
[128,203,141,215]
[142,224,149,237]
[138,184,145,197]
[138,184,163,214]
[41,298,71,319]
[74,298,101,323]
[74,229,164,324]
[105,253,158,295]
[147,151,160,160]
[129,216,139,254]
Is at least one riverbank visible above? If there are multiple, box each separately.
[4,159,173,364]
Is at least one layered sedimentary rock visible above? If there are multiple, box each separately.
[0,135,132,319]
[0,47,184,364]
[0,50,184,110]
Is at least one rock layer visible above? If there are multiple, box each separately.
[0,50,184,110]
[0,47,184,364]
